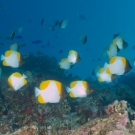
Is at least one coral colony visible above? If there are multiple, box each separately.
[1,54,135,135]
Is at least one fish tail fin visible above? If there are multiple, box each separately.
[22,74,27,78]
[66,87,71,93]
[1,55,5,61]
[35,87,41,97]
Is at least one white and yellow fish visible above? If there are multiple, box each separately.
[66,81,93,98]
[107,43,119,59]
[106,56,132,75]
[8,72,27,91]
[10,43,19,51]
[102,43,119,59]
[80,34,87,44]
[113,34,128,49]
[59,19,69,28]
[67,50,81,64]
[35,80,67,104]
[1,50,23,68]
[59,58,72,70]
[97,64,116,82]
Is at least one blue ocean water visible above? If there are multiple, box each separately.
[0,0,134,79]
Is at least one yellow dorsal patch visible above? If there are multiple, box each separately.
[55,81,62,94]
[12,72,22,78]
[61,58,66,62]
[98,76,103,82]
[69,50,73,55]
[69,92,76,98]
[110,56,117,64]
[16,52,21,61]
[38,95,46,104]
[121,57,126,67]
[100,68,104,73]
[106,67,112,74]
[113,38,117,44]
[109,44,113,50]
[3,60,7,66]
[40,80,50,90]
[70,81,78,88]
[23,79,27,85]
[5,50,12,57]
[82,81,88,90]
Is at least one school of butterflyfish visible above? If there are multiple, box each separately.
[0,34,133,104]
[93,34,132,83]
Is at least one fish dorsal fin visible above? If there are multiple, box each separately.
[110,56,117,64]
[55,81,62,94]
[38,95,47,104]
[70,81,78,88]
[113,34,120,39]
[40,80,50,90]
[5,50,12,57]
[13,72,22,78]
[100,68,104,73]
[69,50,73,55]
[69,92,75,98]
[121,57,126,67]
[109,44,113,50]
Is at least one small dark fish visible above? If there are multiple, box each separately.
[77,13,86,22]
[86,49,89,51]
[80,34,87,44]
[59,50,63,54]
[113,33,120,39]
[98,58,101,61]
[28,20,31,23]
[10,31,15,40]
[41,18,44,26]
[16,36,23,39]
[32,40,42,44]
[92,59,95,62]
[0,43,4,46]
[54,20,59,27]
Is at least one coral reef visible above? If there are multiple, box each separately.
[70,100,135,135]
[1,55,135,134]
